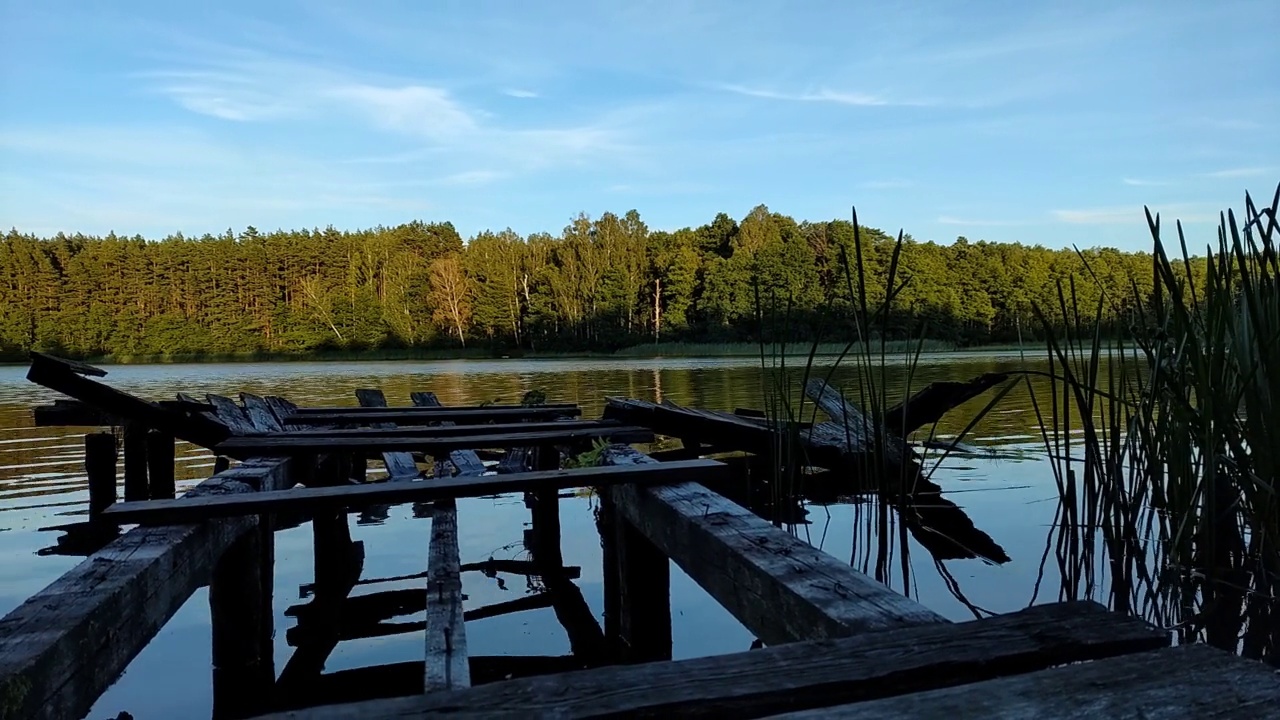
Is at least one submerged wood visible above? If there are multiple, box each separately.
[248,601,1167,719]
[774,644,1276,720]
[881,372,1012,436]
[0,457,292,720]
[600,445,946,644]
[282,406,582,425]
[214,426,654,459]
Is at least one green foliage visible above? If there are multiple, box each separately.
[563,438,610,469]
[0,206,1174,362]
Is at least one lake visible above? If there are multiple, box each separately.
[0,352,1099,719]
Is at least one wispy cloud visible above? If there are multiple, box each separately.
[1204,167,1272,179]
[1051,203,1216,225]
[1122,177,1171,187]
[859,179,912,190]
[438,169,507,186]
[327,84,479,139]
[503,88,539,99]
[717,83,908,107]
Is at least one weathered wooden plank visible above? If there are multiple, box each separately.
[298,561,580,597]
[880,372,1012,436]
[0,458,291,720]
[254,420,625,440]
[104,459,726,524]
[240,393,285,432]
[286,590,556,645]
[25,353,229,447]
[121,421,149,501]
[283,406,582,426]
[216,426,653,458]
[354,389,421,480]
[603,445,944,644]
[248,601,1169,719]
[424,499,469,692]
[770,644,1279,720]
[264,396,302,428]
[206,394,259,436]
[291,402,578,414]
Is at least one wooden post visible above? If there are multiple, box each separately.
[85,432,117,519]
[615,511,672,662]
[214,456,231,475]
[210,520,274,719]
[146,429,176,500]
[122,421,148,501]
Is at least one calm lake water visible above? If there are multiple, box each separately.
[0,353,1095,719]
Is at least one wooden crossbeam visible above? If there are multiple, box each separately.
[246,601,1168,719]
[252,419,624,440]
[282,406,582,426]
[290,402,578,414]
[214,426,654,459]
[101,458,726,525]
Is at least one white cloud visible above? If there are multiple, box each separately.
[503,88,539,98]
[718,83,893,107]
[328,84,479,139]
[1122,177,1171,186]
[439,170,507,185]
[1204,167,1272,179]
[1051,203,1216,225]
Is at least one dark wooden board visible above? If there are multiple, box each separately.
[31,400,120,427]
[290,402,578,414]
[102,458,727,524]
[355,389,420,481]
[250,420,626,440]
[0,458,292,720]
[215,426,654,458]
[771,644,1279,720]
[283,406,582,425]
[247,601,1169,719]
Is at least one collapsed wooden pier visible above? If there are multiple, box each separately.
[1,352,1277,719]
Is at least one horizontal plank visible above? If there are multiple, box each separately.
[241,420,627,439]
[770,644,1279,719]
[248,601,1168,719]
[102,459,729,525]
[283,406,582,425]
[0,458,292,720]
[31,400,120,426]
[601,446,944,644]
[217,426,653,458]
[291,403,579,414]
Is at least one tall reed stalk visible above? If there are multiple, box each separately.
[1031,184,1280,664]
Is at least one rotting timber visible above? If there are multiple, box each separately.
[1,355,1276,719]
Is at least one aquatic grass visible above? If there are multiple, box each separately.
[1030,183,1280,664]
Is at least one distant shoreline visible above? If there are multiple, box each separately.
[0,341,1047,367]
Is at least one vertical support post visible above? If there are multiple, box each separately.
[122,421,148,501]
[597,496,622,648]
[146,429,176,500]
[210,520,274,719]
[85,432,117,518]
[615,514,672,662]
[213,455,231,475]
[531,445,563,566]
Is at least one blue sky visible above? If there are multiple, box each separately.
[1,0,1276,251]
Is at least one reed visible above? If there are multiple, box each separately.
[1030,183,1280,664]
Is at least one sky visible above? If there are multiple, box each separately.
[1,0,1276,251]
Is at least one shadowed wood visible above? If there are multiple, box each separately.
[206,394,259,435]
[290,402,578,414]
[0,458,292,720]
[881,372,1013,436]
[601,445,944,644]
[769,644,1277,720]
[215,426,654,458]
[122,421,148,501]
[285,591,556,646]
[25,353,228,447]
[240,393,285,432]
[354,389,420,480]
[252,420,627,440]
[246,601,1169,720]
[282,406,582,426]
[31,400,119,426]
[85,433,117,518]
[410,391,488,476]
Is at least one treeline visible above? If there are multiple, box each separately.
[0,205,1172,360]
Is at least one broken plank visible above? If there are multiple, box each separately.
[881,372,1012,436]
[770,644,1276,720]
[290,402,578,414]
[602,445,943,644]
[355,388,420,480]
[216,426,653,458]
[282,406,582,426]
[425,500,468,691]
[247,600,1168,719]
[410,391,488,478]
[31,400,119,427]
[206,394,259,435]
[240,393,285,432]
[0,458,292,720]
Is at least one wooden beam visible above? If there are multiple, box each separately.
[121,421,148,501]
[215,426,653,459]
[85,433,118,519]
[290,402,578,414]
[25,352,229,448]
[146,429,176,500]
[282,406,582,426]
[31,400,119,427]
[245,419,629,440]
[354,389,420,480]
[770,644,1276,720]
[246,601,1168,719]
[0,459,292,720]
[602,445,944,644]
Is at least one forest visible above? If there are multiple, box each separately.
[0,205,1173,361]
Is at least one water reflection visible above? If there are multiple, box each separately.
[0,352,1264,718]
